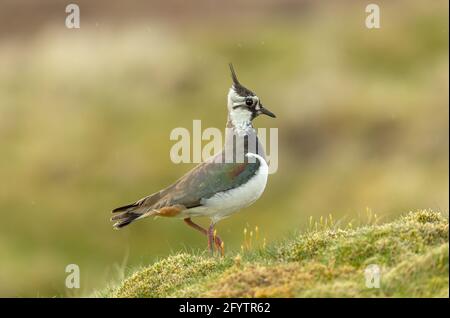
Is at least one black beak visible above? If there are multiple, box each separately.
[260,105,276,118]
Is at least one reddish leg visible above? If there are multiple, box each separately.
[184,218,224,256]
[184,218,207,235]
[208,223,215,254]
[214,234,224,257]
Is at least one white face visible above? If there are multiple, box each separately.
[227,88,252,124]
[227,87,263,135]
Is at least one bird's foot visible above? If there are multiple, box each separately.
[208,224,224,257]
[214,235,225,257]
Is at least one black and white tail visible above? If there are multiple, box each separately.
[111,191,162,229]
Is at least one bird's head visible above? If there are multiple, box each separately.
[227,64,276,122]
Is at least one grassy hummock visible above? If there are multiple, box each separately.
[102,210,448,298]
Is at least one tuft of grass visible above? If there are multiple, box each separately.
[104,210,448,298]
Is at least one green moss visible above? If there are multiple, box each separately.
[106,210,449,298]
[382,243,449,297]
[112,253,231,298]
[280,210,448,267]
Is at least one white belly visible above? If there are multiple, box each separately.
[187,153,269,223]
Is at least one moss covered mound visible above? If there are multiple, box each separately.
[107,210,448,298]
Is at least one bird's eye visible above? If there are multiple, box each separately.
[245,98,254,106]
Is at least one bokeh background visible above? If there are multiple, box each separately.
[0,0,448,297]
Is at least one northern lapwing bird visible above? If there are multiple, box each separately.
[111,64,276,256]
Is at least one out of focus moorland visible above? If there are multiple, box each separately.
[0,0,448,296]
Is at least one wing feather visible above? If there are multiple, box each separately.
[153,157,260,209]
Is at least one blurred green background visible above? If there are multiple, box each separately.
[0,0,448,297]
